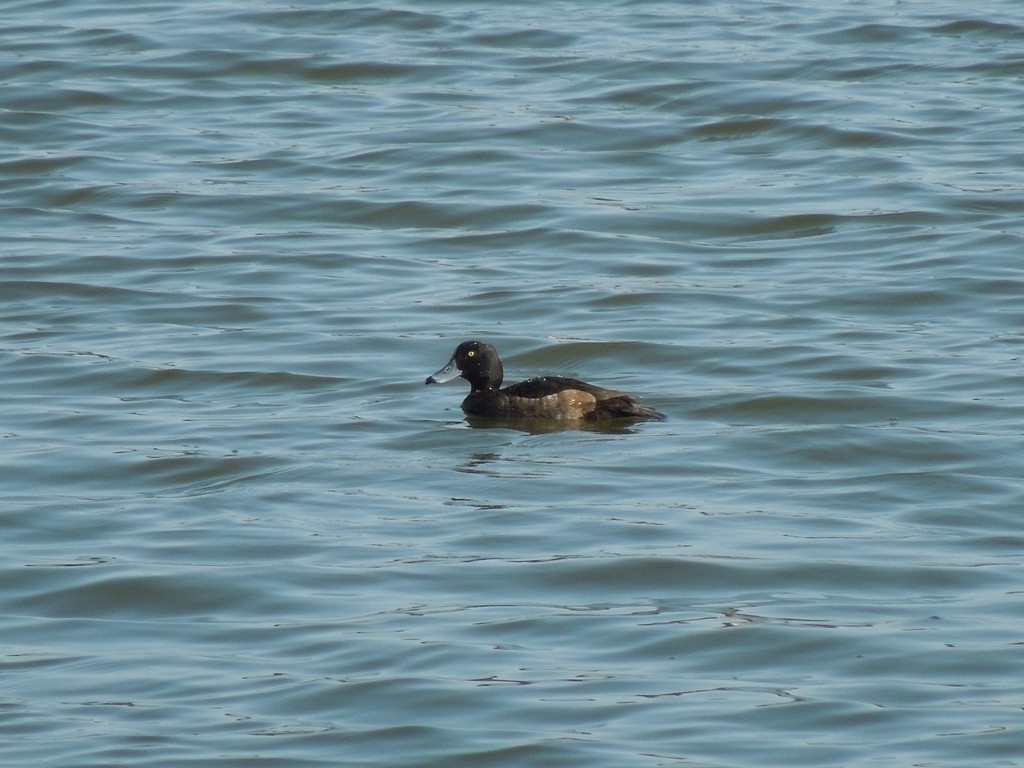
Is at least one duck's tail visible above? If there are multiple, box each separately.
[597,396,666,421]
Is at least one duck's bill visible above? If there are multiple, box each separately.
[425,355,460,384]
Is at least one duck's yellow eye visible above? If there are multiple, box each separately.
[467,350,476,358]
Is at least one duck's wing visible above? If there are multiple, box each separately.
[499,376,664,421]
[503,376,624,400]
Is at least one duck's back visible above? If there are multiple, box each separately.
[462,376,663,421]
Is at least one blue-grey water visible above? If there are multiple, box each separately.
[3,2,1023,766]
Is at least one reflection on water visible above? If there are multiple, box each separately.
[464,414,654,435]
[454,451,504,475]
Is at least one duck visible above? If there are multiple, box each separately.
[425,340,665,422]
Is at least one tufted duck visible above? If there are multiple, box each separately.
[425,340,665,422]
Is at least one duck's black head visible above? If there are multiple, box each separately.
[425,340,504,392]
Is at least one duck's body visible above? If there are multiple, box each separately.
[425,340,665,422]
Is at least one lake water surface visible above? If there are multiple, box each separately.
[2,2,1023,766]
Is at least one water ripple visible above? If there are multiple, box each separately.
[3,2,1023,767]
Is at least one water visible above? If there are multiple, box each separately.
[2,1,1023,766]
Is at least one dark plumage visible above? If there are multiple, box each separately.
[425,340,665,422]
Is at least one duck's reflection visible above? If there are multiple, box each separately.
[455,451,502,475]
[464,414,646,435]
